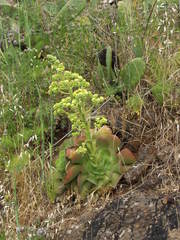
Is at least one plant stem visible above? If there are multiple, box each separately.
[79,105,96,160]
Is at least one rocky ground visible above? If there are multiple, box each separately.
[83,190,180,240]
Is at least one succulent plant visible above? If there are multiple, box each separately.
[53,126,137,198]
[47,55,138,200]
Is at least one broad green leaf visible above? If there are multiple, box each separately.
[121,58,146,90]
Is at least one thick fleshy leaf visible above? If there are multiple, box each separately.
[97,125,112,136]
[96,134,121,151]
[64,164,81,184]
[118,148,136,165]
[95,126,120,151]
[65,147,82,163]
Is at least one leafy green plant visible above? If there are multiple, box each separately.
[97,53,146,96]
[47,55,136,198]
[47,125,137,199]
[48,54,107,162]
[63,126,123,197]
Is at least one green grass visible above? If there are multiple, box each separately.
[0,232,5,240]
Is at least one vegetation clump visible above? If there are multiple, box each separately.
[47,55,136,199]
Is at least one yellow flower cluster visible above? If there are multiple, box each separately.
[48,55,106,136]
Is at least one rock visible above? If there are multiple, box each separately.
[83,191,180,240]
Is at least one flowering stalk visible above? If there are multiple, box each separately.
[48,55,107,159]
